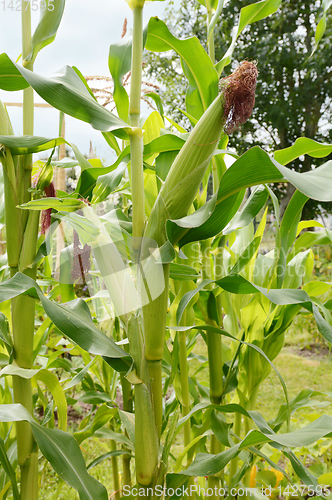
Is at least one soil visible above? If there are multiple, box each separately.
[288,343,331,359]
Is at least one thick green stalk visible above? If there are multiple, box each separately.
[205,11,225,475]
[135,383,159,486]
[2,152,21,273]
[178,327,191,456]
[21,0,34,223]
[110,431,121,500]
[207,328,223,495]
[127,0,159,488]
[147,360,163,440]
[228,411,242,493]
[202,239,224,496]
[20,455,39,500]
[10,3,39,499]
[129,3,145,250]
[208,241,225,407]
[121,344,133,488]
[122,452,132,490]
[129,128,145,251]
[127,316,159,486]
[175,243,197,462]
[143,266,169,436]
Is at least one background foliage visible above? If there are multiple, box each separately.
[144,0,332,218]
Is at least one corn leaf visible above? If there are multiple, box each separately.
[27,0,66,64]
[223,185,268,235]
[277,190,309,287]
[217,146,332,203]
[20,198,84,211]
[0,273,132,372]
[109,25,147,121]
[0,135,67,155]
[273,389,332,428]
[166,143,332,248]
[166,191,244,246]
[312,0,332,55]
[0,438,19,500]
[0,313,12,358]
[1,366,68,431]
[145,17,218,112]
[74,405,118,445]
[87,451,131,471]
[177,274,332,345]
[215,0,282,75]
[91,162,127,203]
[207,0,227,42]
[76,135,182,201]
[0,54,129,138]
[108,37,131,122]
[169,263,200,281]
[274,137,332,165]
[170,412,332,478]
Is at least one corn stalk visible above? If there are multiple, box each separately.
[1,3,40,499]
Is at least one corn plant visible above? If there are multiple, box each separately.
[1,1,332,499]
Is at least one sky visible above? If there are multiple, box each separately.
[0,0,180,163]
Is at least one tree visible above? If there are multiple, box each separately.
[144,0,332,218]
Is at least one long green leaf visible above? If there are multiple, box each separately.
[0,273,132,372]
[230,237,261,275]
[216,0,282,75]
[87,451,130,470]
[172,323,289,413]
[207,0,226,42]
[91,162,127,204]
[0,404,108,500]
[0,438,19,500]
[0,313,12,357]
[146,17,218,112]
[0,54,129,138]
[27,0,66,64]
[312,0,332,55]
[274,137,332,165]
[171,413,332,478]
[166,191,245,247]
[176,273,332,344]
[166,141,332,248]
[277,190,309,287]
[20,198,84,211]
[0,135,67,155]
[223,185,268,235]
[217,146,332,203]
[108,25,147,121]
[74,405,118,445]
